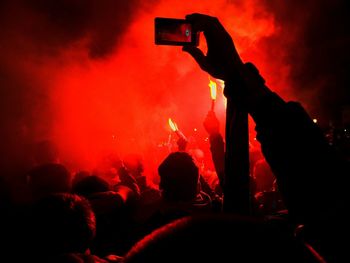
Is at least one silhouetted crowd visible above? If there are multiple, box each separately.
[1,14,349,263]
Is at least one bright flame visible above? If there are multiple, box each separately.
[168,118,178,132]
[209,79,217,100]
[313,118,318,123]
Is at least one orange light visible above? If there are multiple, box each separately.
[168,118,178,132]
[217,79,225,89]
[313,118,318,123]
[217,79,227,109]
[208,79,217,100]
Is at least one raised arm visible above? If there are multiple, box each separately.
[182,13,347,226]
[203,110,225,190]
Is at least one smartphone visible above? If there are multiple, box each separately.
[155,17,199,46]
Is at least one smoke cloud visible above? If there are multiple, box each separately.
[0,0,348,193]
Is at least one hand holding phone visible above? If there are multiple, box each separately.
[182,13,244,81]
[154,17,199,46]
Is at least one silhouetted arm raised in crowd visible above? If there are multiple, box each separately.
[176,137,188,152]
[203,110,225,190]
[183,13,347,227]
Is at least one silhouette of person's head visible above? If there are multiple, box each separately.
[72,175,110,198]
[124,215,322,263]
[158,152,199,201]
[27,163,71,200]
[30,193,96,259]
[72,170,90,187]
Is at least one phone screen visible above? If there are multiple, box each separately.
[155,18,198,46]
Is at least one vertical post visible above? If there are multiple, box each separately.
[223,97,250,214]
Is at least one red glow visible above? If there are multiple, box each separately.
[8,0,294,183]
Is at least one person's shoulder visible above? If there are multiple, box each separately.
[52,253,123,263]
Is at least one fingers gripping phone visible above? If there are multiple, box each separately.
[155,17,199,46]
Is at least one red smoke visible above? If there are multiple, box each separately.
[47,0,285,179]
[3,0,347,186]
